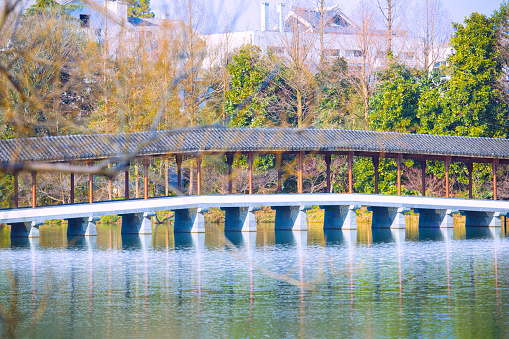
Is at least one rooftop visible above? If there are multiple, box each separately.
[1,128,508,164]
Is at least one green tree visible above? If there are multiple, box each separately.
[127,0,155,18]
[25,0,81,15]
[224,45,267,127]
[315,57,351,128]
[369,60,423,133]
[419,13,507,138]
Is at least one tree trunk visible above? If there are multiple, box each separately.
[297,89,302,127]
[387,0,392,53]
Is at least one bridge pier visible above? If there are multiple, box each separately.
[221,207,259,232]
[460,211,506,227]
[9,220,43,238]
[415,209,457,228]
[66,216,100,236]
[272,205,311,231]
[174,208,208,233]
[320,205,360,230]
[120,212,154,234]
[368,207,409,229]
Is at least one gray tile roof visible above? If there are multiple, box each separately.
[1,127,509,163]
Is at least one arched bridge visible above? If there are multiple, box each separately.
[1,127,508,237]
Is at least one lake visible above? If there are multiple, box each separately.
[0,222,507,338]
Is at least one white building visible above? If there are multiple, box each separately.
[428,47,453,74]
[59,0,180,56]
[203,2,422,70]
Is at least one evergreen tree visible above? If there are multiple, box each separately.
[127,0,155,18]
[224,45,267,127]
[369,60,423,132]
[314,57,351,128]
[418,13,507,137]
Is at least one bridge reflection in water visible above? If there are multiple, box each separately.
[0,222,506,337]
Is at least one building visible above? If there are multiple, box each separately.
[59,0,180,56]
[202,2,422,70]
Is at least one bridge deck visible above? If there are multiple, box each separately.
[1,193,508,224]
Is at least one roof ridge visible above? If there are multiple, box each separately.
[2,127,507,143]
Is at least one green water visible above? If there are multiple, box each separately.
[0,222,507,338]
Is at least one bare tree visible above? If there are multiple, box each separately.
[374,0,403,53]
[313,0,333,62]
[268,2,317,127]
[348,0,381,129]
[409,0,452,72]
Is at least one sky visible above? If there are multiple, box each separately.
[149,0,506,33]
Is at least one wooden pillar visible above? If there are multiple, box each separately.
[227,154,233,194]
[277,153,282,194]
[298,151,304,194]
[421,160,426,197]
[13,172,18,208]
[467,162,473,199]
[31,171,36,208]
[372,156,379,194]
[143,156,149,199]
[108,163,112,201]
[176,155,182,191]
[125,161,130,199]
[445,156,450,198]
[135,162,140,198]
[70,172,75,204]
[248,152,253,194]
[165,158,169,196]
[325,153,331,193]
[88,161,93,204]
[348,151,353,193]
[493,158,498,200]
[397,153,402,195]
[196,155,201,196]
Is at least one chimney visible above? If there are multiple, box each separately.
[161,13,171,20]
[277,3,285,33]
[107,1,128,22]
[260,2,269,31]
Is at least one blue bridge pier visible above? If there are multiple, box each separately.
[1,193,508,238]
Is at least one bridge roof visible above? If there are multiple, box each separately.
[1,127,509,164]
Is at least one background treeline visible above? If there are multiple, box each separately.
[1,0,509,207]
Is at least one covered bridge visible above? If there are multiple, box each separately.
[1,127,508,208]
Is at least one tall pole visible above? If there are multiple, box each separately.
[325,153,331,193]
[227,154,233,194]
[88,161,93,204]
[298,151,304,194]
[277,153,282,194]
[445,156,450,198]
[135,161,140,198]
[13,172,18,208]
[348,151,353,193]
[493,158,498,200]
[125,161,130,199]
[165,158,169,196]
[144,156,149,199]
[421,160,426,196]
[197,155,201,196]
[467,162,473,199]
[176,155,182,192]
[372,156,379,194]
[108,163,112,201]
[248,152,253,194]
[70,172,75,203]
[32,171,36,208]
[397,153,402,195]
